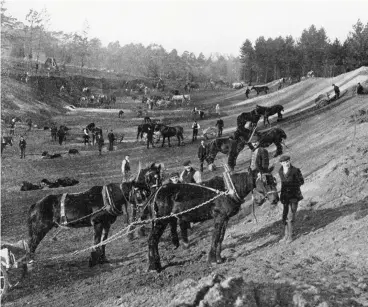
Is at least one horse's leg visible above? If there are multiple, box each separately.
[227,140,239,171]
[169,218,179,249]
[177,135,181,146]
[89,222,103,267]
[99,222,112,264]
[161,136,165,147]
[216,218,229,263]
[208,214,226,264]
[179,220,190,249]
[168,136,171,147]
[148,220,168,272]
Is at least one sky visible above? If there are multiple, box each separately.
[4,0,368,57]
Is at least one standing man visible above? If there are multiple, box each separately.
[180,160,202,184]
[245,88,250,99]
[192,120,200,143]
[278,155,304,243]
[9,118,16,136]
[57,126,66,145]
[332,84,340,99]
[216,118,224,137]
[198,140,207,172]
[121,155,131,182]
[19,136,26,159]
[215,104,220,116]
[51,124,57,142]
[146,125,155,149]
[83,127,90,145]
[107,129,115,151]
[97,132,104,155]
[249,134,269,185]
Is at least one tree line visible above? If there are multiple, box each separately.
[240,21,368,84]
[1,2,367,85]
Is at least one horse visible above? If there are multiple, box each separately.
[205,127,287,171]
[143,169,279,272]
[251,86,269,95]
[256,104,284,126]
[1,136,13,154]
[237,110,261,129]
[154,124,184,147]
[118,110,124,118]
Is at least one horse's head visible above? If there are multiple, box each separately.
[139,162,164,190]
[251,86,255,90]
[129,181,151,204]
[253,171,279,206]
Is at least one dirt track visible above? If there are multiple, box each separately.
[1,69,368,306]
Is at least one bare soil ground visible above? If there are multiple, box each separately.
[1,68,368,306]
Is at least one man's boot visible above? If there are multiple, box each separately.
[286,222,293,243]
[279,224,288,243]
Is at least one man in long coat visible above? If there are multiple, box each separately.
[249,134,269,185]
[197,140,207,172]
[278,155,304,243]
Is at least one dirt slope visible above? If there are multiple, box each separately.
[1,68,368,307]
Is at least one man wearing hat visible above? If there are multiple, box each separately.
[278,155,304,243]
[249,134,270,185]
[121,155,131,182]
[163,172,182,184]
[198,140,207,172]
[180,160,202,184]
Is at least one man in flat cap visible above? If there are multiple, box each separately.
[180,160,202,184]
[278,155,304,244]
[249,134,270,185]
[163,172,182,185]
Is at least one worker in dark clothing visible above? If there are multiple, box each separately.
[198,140,207,172]
[332,84,340,99]
[245,88,250,99]
[356,83,364,95]
[278,155,304,244]
[215,118,224,137]
[249,134,269,186]
[97,133,104,155]
[107,129,115,151]
[19,136,26,159]
[146,125,155,149]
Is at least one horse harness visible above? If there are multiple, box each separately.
[59,184,132,226]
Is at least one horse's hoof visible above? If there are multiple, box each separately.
[182,242,189,250]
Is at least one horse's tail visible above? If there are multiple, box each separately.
[279,128,287,140]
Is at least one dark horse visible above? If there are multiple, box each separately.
[144,170,279,272]
[154,124,184,147]
[205,127,287,171]
[27,181,150,266]
[256,104,284,126]
[1,136,13,154]
[251,85,269,95]
[237,110,261,129]
[27,164,162,266]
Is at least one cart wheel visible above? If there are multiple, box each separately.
[1,265,9,301]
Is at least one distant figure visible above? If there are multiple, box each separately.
[121,155,131,182]
[57,127,66,145]
[278,82,282,90]
[26,118,32,131]
[107,129,115,151]
[83,128,90,145]
[192,120,200,142]
[356,82,364,95]
[215,104,220,116]
[10,118,16,136]
[97,133,104,155]
[51,124,58,141]
[118,110,124,118]
[19,136,26,159]
[146,125,155,149]
[198,140,207,172]
[332,84,340,99]
[245,88,250,99]
[216,118,224,137]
